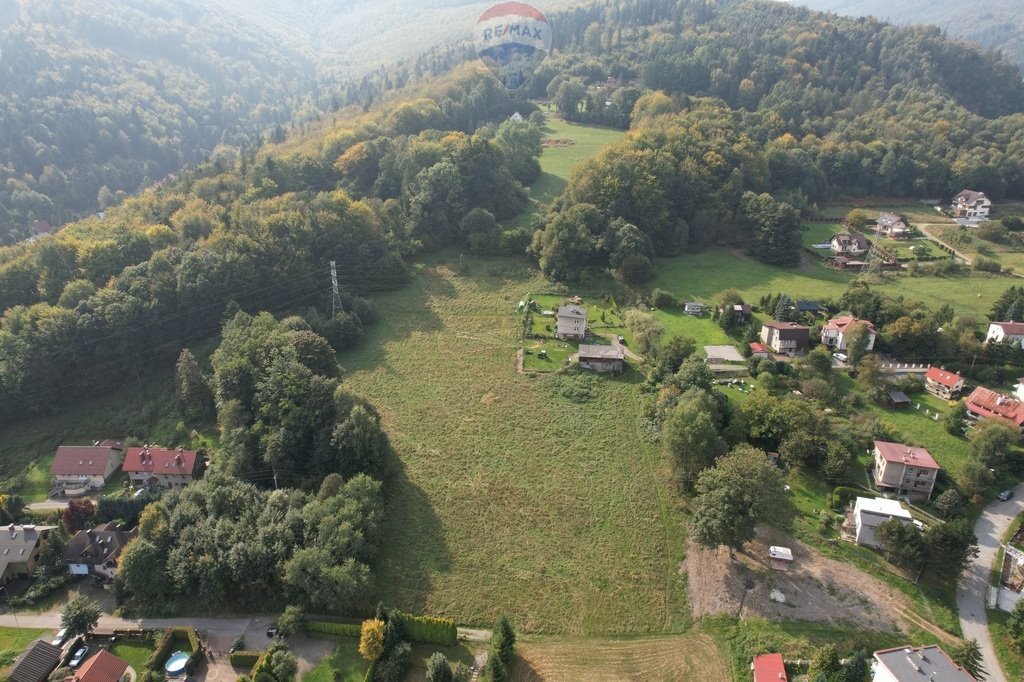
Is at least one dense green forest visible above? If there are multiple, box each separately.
[0,0,317,244]
[3,0,1024,425]
[794,0,1024,69]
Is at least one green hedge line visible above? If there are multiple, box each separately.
[145,627,203,673]
[831,486,878,510]
[395,612,457,647]
[303,620,361,637]
[228,651,261,668]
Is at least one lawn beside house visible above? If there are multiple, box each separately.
[109,639,153,672]
[0,627,49,676]
[302,638,368,682]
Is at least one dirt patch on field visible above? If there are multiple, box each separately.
[685,527,951,640]
[512,633,728,681]
[541,138,576,147]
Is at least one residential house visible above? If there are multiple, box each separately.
[718,303,752,323]
[924,366,964,400]
[853,497,914,549]
[795,300,822,316]
[684,302,706,316]
[0,525,56,585]
[122,446,201,489]
[8,640,62,682]
[751,653,788,682]
[555,305,587,341]
[952,190,992,220]
[50,441,124,492]
[509,111,524,122]
[986,321,1024,346]
[578,344,624,374]
[875,213,911,239]
[830,232,869,256]
[965,386,1024,433]
[64,522,137,580]
[749,342,772,359]
[820,316,877,352]
[72,650,131,682]
[871,644,976,681]
[872,441,941,501]
[759,322,810,356]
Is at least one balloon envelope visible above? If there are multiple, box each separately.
[474,2,551,91]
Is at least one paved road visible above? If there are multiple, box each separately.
[958,483,1024,682]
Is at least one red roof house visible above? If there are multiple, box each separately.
[72,650,130,682]
[966,387,1024,432]
[50,444,123,490]
[122,446,201,490]
[873,440,941,500]
[749,342,772,358]
[924,367,965,399]
[752,653,788,682]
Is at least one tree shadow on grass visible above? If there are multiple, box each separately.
[372,451,451,615]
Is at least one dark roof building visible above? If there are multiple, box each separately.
[64,522,137,577]
[9,640,62,682]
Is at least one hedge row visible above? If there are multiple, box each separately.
[395,612,457,647]
[228,651,261,669]
[145,627,203,673]
[831,486,878,510]
[303,620,361,637]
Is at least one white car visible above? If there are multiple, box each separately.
[832,352,848,362]
[51,628,67,646]
[69,646,89,668]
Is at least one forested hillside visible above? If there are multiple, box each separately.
[0,0,316,244]
[791,0,1024,70]
[4,0,1024,422]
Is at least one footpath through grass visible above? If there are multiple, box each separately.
[341,255,689,635]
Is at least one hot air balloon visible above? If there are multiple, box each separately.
[474,2,552,92]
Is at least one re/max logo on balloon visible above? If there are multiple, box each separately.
[479,22,545,44]
[474,2,552,91]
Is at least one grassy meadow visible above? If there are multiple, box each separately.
[340,255,690,634]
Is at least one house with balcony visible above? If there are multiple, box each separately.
[872,440,941,501]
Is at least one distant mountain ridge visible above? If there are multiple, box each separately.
[790,0,1024,70]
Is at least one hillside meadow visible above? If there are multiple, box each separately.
[340,255,690,634]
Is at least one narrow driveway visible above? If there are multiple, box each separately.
[958,483,1024,682]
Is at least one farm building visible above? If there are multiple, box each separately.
[887,391,911,409]
[578,344,624,374]
[556,305,587,341]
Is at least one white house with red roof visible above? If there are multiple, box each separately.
[72,650,131,682]
[924,366,965,400]
[986,321,1024,346]
[965,386,1024,433]
[751,652,788,681]
[50,441,124,491]
[872,440,941,501]
[820,316,876,352]
[122,446,201,489]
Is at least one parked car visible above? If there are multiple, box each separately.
[266,626,279,638]
[51,628,67,646]
[832,352,848,362]
[69,646,89,668]
[999,489,1014,501]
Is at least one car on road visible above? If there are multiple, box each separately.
[51,628,67,646]
[266,626,279,638]
[69,646,89,668]
[832,352,848,362]
[999,489,1015,501]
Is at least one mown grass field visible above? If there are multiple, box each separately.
[512,632,728,681]
[302,638,368,682]
[652,247,1018,316]
[109,639,154,672]
[340,256,690,635]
